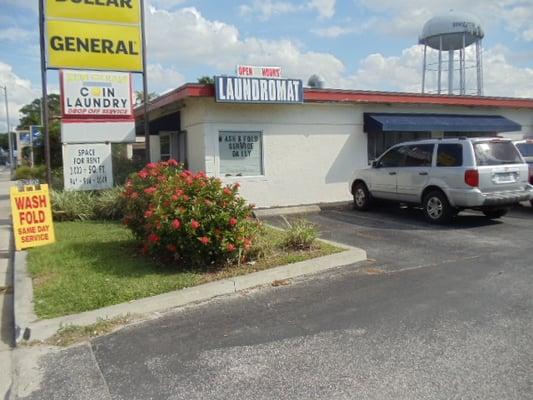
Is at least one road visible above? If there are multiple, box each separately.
[15,203,533,399]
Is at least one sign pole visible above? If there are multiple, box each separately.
[141,0,150,163]
[39,0,52,185]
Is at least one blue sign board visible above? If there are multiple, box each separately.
[215,76,303,104]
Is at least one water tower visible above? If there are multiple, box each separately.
[419,11,484,96]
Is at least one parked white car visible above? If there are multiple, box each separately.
[514,138,533,207]
[349,138,533,223]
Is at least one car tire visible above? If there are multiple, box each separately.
[482,208,508,219]
[422,190,454,224]
[353,182,372,211]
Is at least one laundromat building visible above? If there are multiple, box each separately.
[135,79,533,208]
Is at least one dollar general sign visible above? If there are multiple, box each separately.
[44,0,143,72]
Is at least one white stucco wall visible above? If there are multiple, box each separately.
[177,97,533,208]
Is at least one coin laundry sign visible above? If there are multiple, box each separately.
[215,76,303,104]
[61,69,133,118]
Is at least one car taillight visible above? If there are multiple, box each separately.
[465,169,479,187]
[529,167,533,185]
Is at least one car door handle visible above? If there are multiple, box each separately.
[419,172,428,176]
[389,172,397,176]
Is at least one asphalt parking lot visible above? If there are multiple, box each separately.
[16,202,533,400]
[268,202,533,274]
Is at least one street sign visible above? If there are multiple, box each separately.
[63,143,113,191]
[61,70,134,119]
[10,184,56,251]
[46,20,143,71]
[46,0,141,24]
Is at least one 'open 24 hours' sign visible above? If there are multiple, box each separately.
[10,185,56,251]
[44,0,143,72]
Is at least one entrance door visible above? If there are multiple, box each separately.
[159,132,174,161]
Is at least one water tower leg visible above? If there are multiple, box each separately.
[438,37,442,95]
[476,39,484,96]
[460,34,465,95]
[422,45,427,94]
[448,50,454,95]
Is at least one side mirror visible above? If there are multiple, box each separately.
[371,160,379,168]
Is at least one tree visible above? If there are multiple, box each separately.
[197,76,214,85]
[17,94,61,130]
[135,91,158,105]
[17,94,62,168]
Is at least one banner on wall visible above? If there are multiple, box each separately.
[215,76,303,104]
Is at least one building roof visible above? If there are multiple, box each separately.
[134,83,533,118]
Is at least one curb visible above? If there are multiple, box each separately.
[254,205,321,218]
[13,241,366,343]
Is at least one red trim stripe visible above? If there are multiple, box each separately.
[134,83,533,118]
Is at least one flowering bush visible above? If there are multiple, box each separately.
[122,160,259,266]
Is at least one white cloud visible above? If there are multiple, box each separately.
[0,61,40,132]
[239,0,335,20]
[0,27,34,42]
[308,0,336,18]
[312,25,357,38]
[355,0,533,41]
[346,44,533,98]
[146,7,347,86]
[147,64,186,94]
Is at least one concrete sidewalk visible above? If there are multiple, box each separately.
[0,166,14,399]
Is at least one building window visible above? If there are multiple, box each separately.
[219,131,263,176]
[160,133,171,161]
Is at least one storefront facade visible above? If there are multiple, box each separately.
[135,84,533,208]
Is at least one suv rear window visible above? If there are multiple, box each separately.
[437,144,463,167]
[516,143,533,157]
[473,141,523,166]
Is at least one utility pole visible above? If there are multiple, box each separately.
[2,85,14,177]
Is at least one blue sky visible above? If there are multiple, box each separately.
[1,0,532,131]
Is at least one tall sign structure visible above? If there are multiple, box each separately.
[39,0,150,184]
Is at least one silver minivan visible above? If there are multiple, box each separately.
[349,138,533,223]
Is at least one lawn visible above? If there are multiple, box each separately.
[28,221,342,319]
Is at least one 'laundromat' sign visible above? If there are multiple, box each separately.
[215,76,303,104]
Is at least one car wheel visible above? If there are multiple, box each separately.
[353,182,372,211]
[482,208,508,219]
[422,190,454,224]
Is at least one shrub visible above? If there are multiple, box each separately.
[282,219,317,250]
[122,160,259,266]
[15,165,47,181]
[51,187,125,221]
[51,190,97,221]
[93,186,126,220]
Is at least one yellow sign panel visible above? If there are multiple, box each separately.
[46,20,143,71]
[46,0,141,24]
[10,185,56,251]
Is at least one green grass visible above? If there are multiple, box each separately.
[28,221,343,319]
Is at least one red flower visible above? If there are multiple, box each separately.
[144,187,156,195]
[146,162,157,169]
[226,243,236,252]
[166,244,177,253]
[171,219,181,230]
[199,236,210,245]
[148,233,160,243]
[182,195,190,201]
[243,238,252,249]
[233,183,240,190]
[171,195,179,201]
[168,159,178,167]
[138,170,148,179]
[144,210,153,218]
[223,187,232,195]
[130,191,139,199]
[175,189,184,196]
[204,199,213,207]
[229,217,238,226]
[190,220,200,229]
